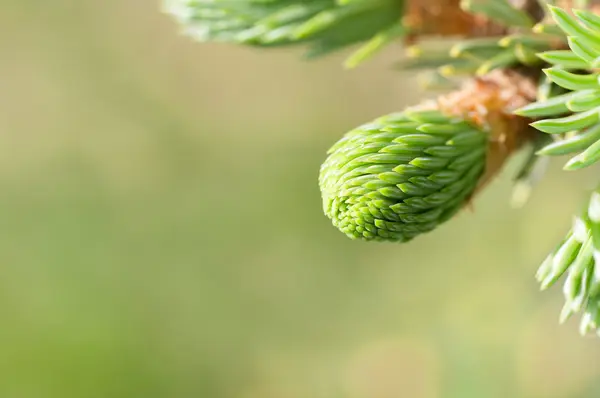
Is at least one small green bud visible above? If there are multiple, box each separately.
[319,110,487,242]
[320,69,537,242]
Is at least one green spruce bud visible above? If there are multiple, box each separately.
[319,70,537,241]
[319,110,486,242]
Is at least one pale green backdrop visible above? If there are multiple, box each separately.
[1,1,599,397]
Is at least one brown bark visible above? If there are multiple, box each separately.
[403,0,505,42]
[402,0,580,42]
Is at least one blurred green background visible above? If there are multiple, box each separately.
[2,1,600,397]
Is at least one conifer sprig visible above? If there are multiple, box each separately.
[163,0,405,67]
[514,3,600,335]
[537,188,600,336]
[519,6,600,170]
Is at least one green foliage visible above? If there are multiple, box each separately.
[537,188,600,336]
[521,6,600,171]
[163,0,405,66]
[165,0,600,337]
[319,110,486,241]
[519,5,600,335]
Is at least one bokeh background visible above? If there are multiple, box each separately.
[2,1,600,397]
